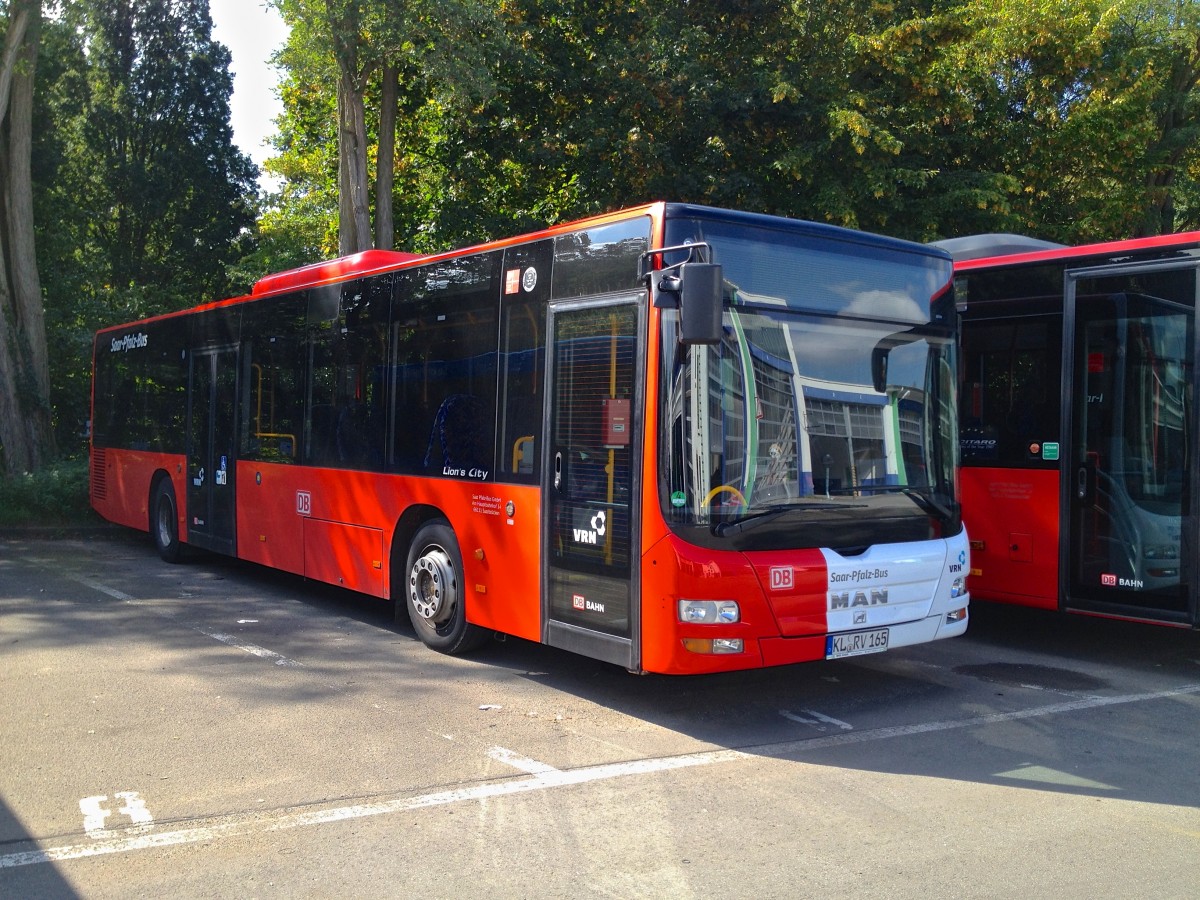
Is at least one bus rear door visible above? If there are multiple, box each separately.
[544,296,643,668]
[1065,261,1198,625]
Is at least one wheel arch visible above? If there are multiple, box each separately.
[389,504,448,601]
[147,468,176,535]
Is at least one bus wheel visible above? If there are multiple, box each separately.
[404,521,488,654]
[152,480,184,563]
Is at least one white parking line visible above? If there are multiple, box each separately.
[70,575,134,603]
[780,708,854,731]
[4,683,1198,870]
[58,570,305,669]
[488,746,561,775]
[196,628,304,668]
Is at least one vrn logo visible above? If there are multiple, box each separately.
[829,589,889,610]
[574,511,606,545]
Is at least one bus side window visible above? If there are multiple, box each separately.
[498,240,553,484]
[959,316,1060,466]
[304,278,390,470]
[392,253,501,478]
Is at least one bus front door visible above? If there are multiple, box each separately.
[544,297,643,668]
[1065,263,1197,625]
[186,347,238,556]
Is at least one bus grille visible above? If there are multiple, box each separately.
[91,449,107,501]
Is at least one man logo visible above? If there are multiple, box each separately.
[769,566,794,591]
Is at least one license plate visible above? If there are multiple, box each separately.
[826,627,890,659]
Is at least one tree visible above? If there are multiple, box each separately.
[265,0,1200,254]
[31,0,258,460]
[838,0,1200,242]
[0,0,53,475]
[271,0,504,256]
[70,0,258,308]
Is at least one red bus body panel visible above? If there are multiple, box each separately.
[960,467,1060,610]
[235,462,544,643]
[640,535,829,675]
[91,449,187,538]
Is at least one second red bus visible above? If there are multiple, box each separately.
[943,230,1200,628]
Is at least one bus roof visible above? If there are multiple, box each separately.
[665,203,954,262]
[251,249,425,297]
[245,204,669,299]
[246,202,951,299]
[98,202,953,335]
[944,230,1200,271]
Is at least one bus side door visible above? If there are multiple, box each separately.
[186,347,238,556]
[544,295,643,668]
[1065,262,1197,626]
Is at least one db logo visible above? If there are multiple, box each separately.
[296,491,312,515]
[1101,573,1117,586]
[769,566,794,591]
[572,594,586,610]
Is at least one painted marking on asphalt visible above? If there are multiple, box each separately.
[57,570,305,669]
[780,708,854,731]
[5,682,1198,870]
[114,791,154,828]
[80,792,154,838]
[79,797,110,836]
[72,576,134,603]
[197,628,304,668]
[488,746,560,775]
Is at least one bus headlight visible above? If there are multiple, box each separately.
[678,599,740,624]
[950,576,966,599]
[1143,545,1178,560]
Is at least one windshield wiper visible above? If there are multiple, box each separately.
[825,485,953,519]
[713,500,865,537]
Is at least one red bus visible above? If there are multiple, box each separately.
[91,202,969,674]
[944,230,1200,628]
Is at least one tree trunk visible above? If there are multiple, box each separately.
[329,0,372,256]
[0,1,52,476]
[375,62,398,250]
[336,70,372,255]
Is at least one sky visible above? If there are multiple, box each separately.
[208,0,289,189]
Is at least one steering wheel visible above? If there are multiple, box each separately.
[704,484,748,507]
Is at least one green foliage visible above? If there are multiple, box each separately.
[264,0,1200,250]
[32,0,260,461]
[0,459,97,528]
[841,0,1200,241]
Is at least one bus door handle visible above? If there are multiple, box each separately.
[554,451,563,490]
[1078,452,1101,501]
[1077,464,1091,500]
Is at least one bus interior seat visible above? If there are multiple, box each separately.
[424,393,489,471]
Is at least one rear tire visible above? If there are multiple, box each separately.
[402,520,488,654]
[152,479,184,563]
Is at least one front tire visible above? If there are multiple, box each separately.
[402,520,488,654]
[152,479,184,563]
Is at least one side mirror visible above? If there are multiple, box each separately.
[871,346,889,393]
[655,262,723,345]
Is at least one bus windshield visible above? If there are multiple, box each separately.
[659,217,959,552]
